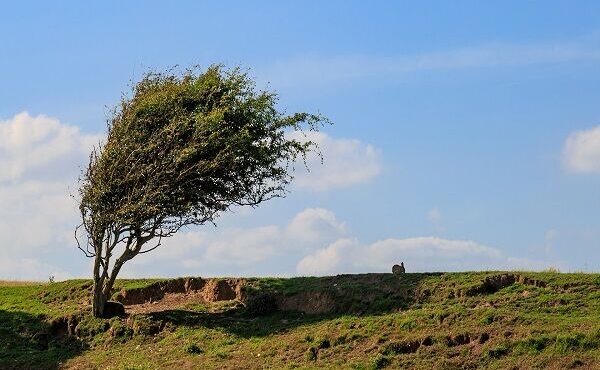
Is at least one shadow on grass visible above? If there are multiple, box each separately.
[148,308,334,338]
[0,310,84,370]
[146,273,442,338]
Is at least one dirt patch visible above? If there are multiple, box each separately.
[465,274,547,296]
[124,292,202,314]
[276,291,336,314]
[115,278,246,306]
[202,279,242,301]
[446,333,471,346]
[384,339,422,354]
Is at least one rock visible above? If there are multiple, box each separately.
[102,301,126,318]
[392,262,406,275]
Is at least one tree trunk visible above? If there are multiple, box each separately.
[92,257,128,318]
[92,283,107,317]
[92,247,107,318]
[92,250,106,317]
[91,236,141,318]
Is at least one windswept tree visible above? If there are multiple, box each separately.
[78,66,326,317]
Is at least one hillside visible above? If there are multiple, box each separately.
[1,272,599,369]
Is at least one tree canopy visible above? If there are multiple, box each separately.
[78,65,327,317]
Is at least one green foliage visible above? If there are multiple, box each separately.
[77,65,327,316]
[79,65,327,241]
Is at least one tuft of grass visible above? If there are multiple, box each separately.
[185,343,203,354]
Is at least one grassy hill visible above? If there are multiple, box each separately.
[1,272,599,369]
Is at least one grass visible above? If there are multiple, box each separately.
[1,271,599,369]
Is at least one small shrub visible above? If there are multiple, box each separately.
[185,343,203,354]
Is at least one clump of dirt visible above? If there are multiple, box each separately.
[115,277,246,306]
[465,274,547,296]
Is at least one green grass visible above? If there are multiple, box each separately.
[1,272,599,369]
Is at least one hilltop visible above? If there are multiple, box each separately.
[1,272,599,369]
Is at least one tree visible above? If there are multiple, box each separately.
[77,66,326,317]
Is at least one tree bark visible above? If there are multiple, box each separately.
[92,285,107,317]
[92,252,107,317]
[91,237,141,318]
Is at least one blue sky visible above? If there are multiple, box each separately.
[1,1,599,279]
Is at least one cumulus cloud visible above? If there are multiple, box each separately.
[286,208,346,244]
[130,207,347,276]
[130,207,552,278]
[296,236,552,276]
[0,112,378,279]
[0,112,101,182]
[0,112,101,280]
[563,125,600,173]
[0,112,557,279]
[290,131,382,191]
[296,238,355,276]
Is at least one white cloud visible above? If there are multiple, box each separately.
[296,238,355,276]
[132,207,553,277]
[0,112,563,280]
[290,131,382,191]
[0,112,101,182]
[563,125,600,173]
[286,208,346,245]
[297,236,553,276]
[131,207,348,275]
[263,41,600,88]
[0,112,101,280]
